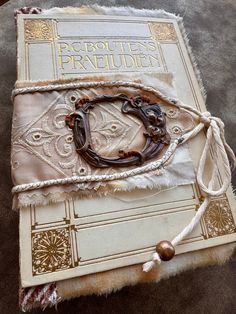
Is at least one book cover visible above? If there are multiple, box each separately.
[15,12,236,289]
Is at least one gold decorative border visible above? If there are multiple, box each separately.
[149,22,177,41]
[30,195,236,276]
[32,227,73,275]
[203,198,236,238]
[24,19,54,41]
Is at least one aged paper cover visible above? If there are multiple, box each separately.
[16,14,236,287]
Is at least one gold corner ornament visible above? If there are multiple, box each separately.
[149,22,177,41]
[32,227,72,275]
[203,198,236,238]
[24,19,54,41]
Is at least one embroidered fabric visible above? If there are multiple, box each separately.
[11,73,195,208]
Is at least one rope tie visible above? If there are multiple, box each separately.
[143,110,235,272]
[197,115,231,196]
[199,111,211,125]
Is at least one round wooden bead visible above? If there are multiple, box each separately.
[156,240,175,261]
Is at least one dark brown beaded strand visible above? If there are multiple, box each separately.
[156,240,175,261]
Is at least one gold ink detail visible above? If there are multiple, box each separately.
[25,20,54,40]
[204,198,236,238]
[149,23,177,41]
[32,227,72,275]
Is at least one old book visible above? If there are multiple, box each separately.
[15,10,236,292]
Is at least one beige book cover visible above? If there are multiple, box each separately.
[14,9,236,295]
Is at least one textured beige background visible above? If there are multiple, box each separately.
[0,1,235,313]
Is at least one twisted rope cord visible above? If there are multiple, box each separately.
[12,80,177,105]
[143,111,235,272]
[12,140,179,193]
[12,81,235,273]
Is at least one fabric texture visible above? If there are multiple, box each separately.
[12,73,196,209]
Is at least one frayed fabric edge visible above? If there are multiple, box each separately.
[15,171,195,209]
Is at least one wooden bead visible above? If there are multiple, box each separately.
[156,240,175,261]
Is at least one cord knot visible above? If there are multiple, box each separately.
[142,252,161,272]
[199,111,211,125]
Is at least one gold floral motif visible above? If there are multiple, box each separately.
[25,20,53,40]
[204,198,236,238]
[32,227,72,275]
[149,22,177,41]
